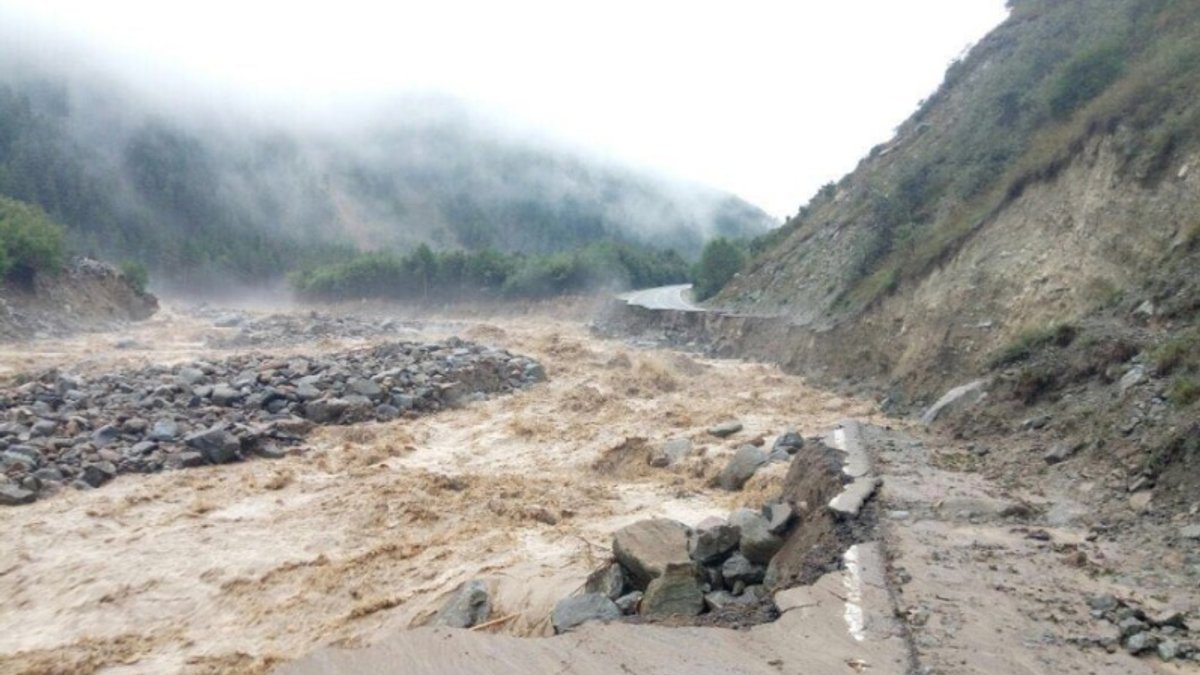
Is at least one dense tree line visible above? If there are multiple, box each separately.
[289,241,691,301]
[0,196,64,284]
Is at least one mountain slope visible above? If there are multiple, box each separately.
[719,0,1200,389]
[0,69,774,288]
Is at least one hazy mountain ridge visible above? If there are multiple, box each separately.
[0,65,775,288]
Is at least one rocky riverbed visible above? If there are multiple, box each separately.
[0,338,544,505]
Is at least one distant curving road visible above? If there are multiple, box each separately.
[618,284,705,312]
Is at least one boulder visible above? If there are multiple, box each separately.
[0,483,36,506]
[551,593,621,633]
[177,367,206,385]
[304,398,351,424]
[81,461,117,487]
[524,362,546,382]
[347,378,382,399]
[739,519,785,564]
[434,580,491,628]
[704,590,755,612]
[92,424,121,448]
[722,553,765,586]
[615,591,643,615]
[1119,365,1146,397]
[648,438,692,468]
[640,563,704,617]
[185,428,241,464]
[30,420,57,437]
[717,445,768,491]
[1,450,38,471]
[149,418,180,441]
[296,382,322,402]
[5,445,42,465]
[765,502,795,534]
[1125,631,1158,655]
[708,420,743,438]
[920,379,988,426]
[584,563,627,601]
[1044,442,1083,465]
[688,517,740,564]
[211,384,244,407]
[772,430,804,454]
[612,518,692,589]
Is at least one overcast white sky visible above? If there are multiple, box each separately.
[3,1,1009,218]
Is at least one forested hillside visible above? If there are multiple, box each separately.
[0,67,774,290]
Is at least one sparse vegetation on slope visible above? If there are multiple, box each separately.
[720,0,1200,315]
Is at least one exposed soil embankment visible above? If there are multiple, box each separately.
[596,302,882,399]
[0,257,158,341]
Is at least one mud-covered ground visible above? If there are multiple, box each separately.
[0,305,879,674]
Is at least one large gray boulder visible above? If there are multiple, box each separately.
[304,398,351,424]
[730,509,784,564]
[721,553,765,586]
[347,377,382,399]
[0,483,36,506]
[80,461,117,488]
[640,563,704,617]
[551,593,621,633]
[688,517,740,564]
[584,563,626,601]
[211,384,243,407]
[717,445,768,491]
[185,428,241,464]
[772,430,804,454]
[612,518,692,589]
[434,580,491,628]
[149,418,180,441]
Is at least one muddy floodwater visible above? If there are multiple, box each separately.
[0,306,880,674]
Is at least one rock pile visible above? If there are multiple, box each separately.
[201,309,425,349]
[1072,594,1198,661]
[551,504,798,633]
[0,338,544,505]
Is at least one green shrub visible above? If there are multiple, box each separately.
[692,238,745,301]
[1013,366,1058,404]
[1151,327,1200,376]
[988,323,1078,369]
[1169,377,1200,406]
[1047,45,1128,120]
[119,261,149,293]
[0,196,64,282]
